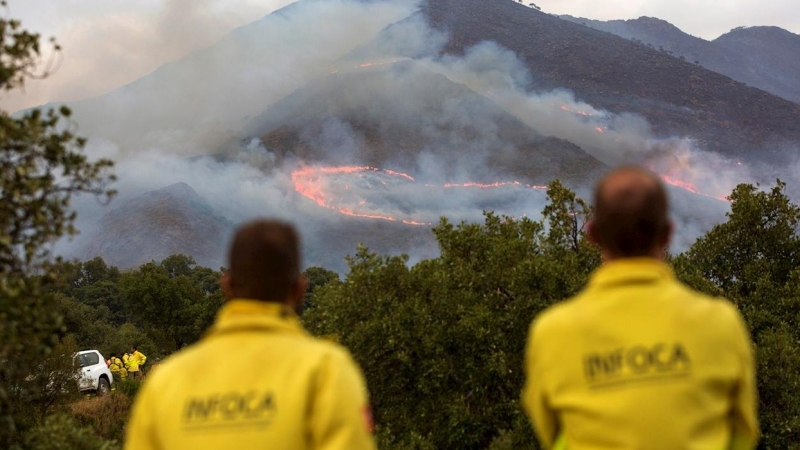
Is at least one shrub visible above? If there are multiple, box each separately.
[113,378,142,399]
[70,394,132,442]
[24,414,118,450]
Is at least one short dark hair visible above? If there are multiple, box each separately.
[228,220,301,302]
[592,166,670,257]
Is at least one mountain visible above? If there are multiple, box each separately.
[417,0,800,164]
[80,183,233,269]
[39,0,800,165]
[47,0,800,268]
[559,16,800,104]
[32,0,415,153]
[245,62,606,184]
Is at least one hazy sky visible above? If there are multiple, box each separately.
[3,0,798,112]
[537,0,800,39]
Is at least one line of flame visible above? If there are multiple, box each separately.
[559,105,595,117]
[292,165,730,226]
[659,174,729,202]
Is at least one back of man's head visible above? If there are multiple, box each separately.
[591,166,671,258]
[227,220,301,302]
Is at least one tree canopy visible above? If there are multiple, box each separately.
[0,6,115,446]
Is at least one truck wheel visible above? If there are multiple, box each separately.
[97,377,110,396]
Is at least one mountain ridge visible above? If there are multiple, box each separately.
[420,0,800,164]
[45,0,800,268]
[80,182,233,269]
[559,15,800,104]
[247,61,607,184]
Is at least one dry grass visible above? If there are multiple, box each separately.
[70,393,132,442]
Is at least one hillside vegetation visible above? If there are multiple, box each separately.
[560,16,800,104]
[420,0,800,163]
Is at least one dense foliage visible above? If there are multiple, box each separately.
[44,255,224,359]
[0,5,115,447]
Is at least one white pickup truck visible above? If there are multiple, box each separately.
[75,350,113,395]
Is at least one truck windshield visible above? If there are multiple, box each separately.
[76,352,99,368]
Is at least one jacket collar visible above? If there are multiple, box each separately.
[587,257,675,290]
[206,299,307,338]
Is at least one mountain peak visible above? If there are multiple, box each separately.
[630,16,679,29]
[716,25,800,43]
[80,183,232,269]
[560,14,800,104]
[153,182,201,201]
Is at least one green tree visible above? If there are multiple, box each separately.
[119,262,197,353]
[676,181,800,448]
[0,6,115,446]
[300,266,340,312]
[24,413,118,450]
[681,181,800,301]
[119,256,223,354]
[160,254,196,278]
[102,324,157,363]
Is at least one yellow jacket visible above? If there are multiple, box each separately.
[109,357,122,371]
[109,357,127,379]
[128,350,147,372]
[523,258,758,450]
[125,299,376,450]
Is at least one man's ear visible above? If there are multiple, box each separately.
[220,273,234,301]
[288,276,308,313]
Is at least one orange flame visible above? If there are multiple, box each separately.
[329,59,403,74]
[292,163,731,227]
[440,181,547,190]
[659,174,729,202]
[291,166,553,226]
[292,166,431,225]
[560,105,595,117]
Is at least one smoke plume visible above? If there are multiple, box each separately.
[51,0,796,271]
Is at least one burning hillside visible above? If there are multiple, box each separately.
[291,165,550,225]
[244,61,607,185]
[64,0,794,268]
[291,163,729,227]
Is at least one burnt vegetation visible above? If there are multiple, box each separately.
[421,0,800,164]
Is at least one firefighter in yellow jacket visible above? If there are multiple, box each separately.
[127,346,147,379]
[108,354,127,380]
[125,220,376,450]
[523,166,759,450]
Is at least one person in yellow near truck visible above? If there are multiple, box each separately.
[108,353,127,380]
[125,220,376,450]
[127,346,147,379]
[523,166,759,450]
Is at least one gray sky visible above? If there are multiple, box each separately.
[537,0,800,39]
[3,0,798,112]
[2,0,294,112]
